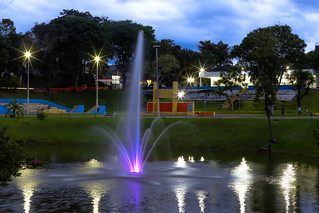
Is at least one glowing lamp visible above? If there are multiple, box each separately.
[177,91,185,99]
[25,51,31,58]
[94,56,100,62]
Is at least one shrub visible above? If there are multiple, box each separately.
[37,108,48,120]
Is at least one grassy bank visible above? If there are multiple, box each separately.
[1,116,318,156]
[1,89,319,116]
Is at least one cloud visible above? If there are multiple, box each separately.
[1,0,319,51]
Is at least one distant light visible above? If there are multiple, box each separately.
[200,156,205,162]
[187,77,195,84]
[200,68,204,72]
[188,156,195,163]
[176,156,186,167]
[25,51,31,58]
[94,56,100,62]
[177,91,185,99]
[286,66,290,70]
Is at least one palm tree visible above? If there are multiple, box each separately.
[213,80,229,121]
[5,100,24,118]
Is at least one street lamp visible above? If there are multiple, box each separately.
[94,56,100,116]
[153,45,160,118]
[25,51,31,115]
[199,68,204,87]
[177,90,185,99]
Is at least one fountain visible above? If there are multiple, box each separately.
[104,30,180,174]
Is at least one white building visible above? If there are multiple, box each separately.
[199,67,318,88]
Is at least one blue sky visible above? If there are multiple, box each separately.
[1,0,319,52]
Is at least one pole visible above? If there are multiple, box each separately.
[238,84,241,117]
[154,45,160,118]
[27,58,30,115]
[96,63,99,117]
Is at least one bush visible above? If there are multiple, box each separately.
[37,108,48,120]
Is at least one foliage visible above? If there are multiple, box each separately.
[198,40,231,67]
[149,54,180,84]
[221,66,247,111]
[37,108,48,120]
[311,120,319,147]
[5,100,24,118]
[232,24,306,145]
[287,69,315,107]
[0,127,33,186]
[106,20,155,89]
[0,19,24,84]
[213,80,229,121]
[31,10,112,91]
[0,75,21,88]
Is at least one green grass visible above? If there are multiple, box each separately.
[1,89,319,116]
[1,116,318,156]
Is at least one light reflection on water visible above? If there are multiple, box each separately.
[280,164,297,213]
[230,157,252,213]
[174,183,187,213]
[2,155,318,213]
[16,169,40,213]
[196,190,207,213]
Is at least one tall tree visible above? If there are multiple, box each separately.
[287,69,315,107]
[32,10,112,91]
[232,25,306,147]
[198,40,231,67]
[105,20,155,89]
[0,18,24,85]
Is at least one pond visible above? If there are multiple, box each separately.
[0,145,318,213]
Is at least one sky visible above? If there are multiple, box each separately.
[1,0,319,52]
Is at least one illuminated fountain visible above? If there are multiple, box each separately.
[104,30,180,174]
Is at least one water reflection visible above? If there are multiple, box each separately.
[280,164,297,213]
[196,190,207,213]
[83,182,108,213]
[16,169,40,213]
[230,158,252,213]
[174,183,187,213]
[82,159,108,213]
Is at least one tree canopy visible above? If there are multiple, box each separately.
[232,24,306,146]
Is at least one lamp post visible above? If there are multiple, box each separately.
[239,67,244,116]
[25,51,31,115]
[94,56,100,117]
[153,45,160,118]
[199,68,204,87]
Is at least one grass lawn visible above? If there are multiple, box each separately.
[1,88,319,116]
[1,116,318,156]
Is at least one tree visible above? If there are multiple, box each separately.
[148,54,180,85]
[287,69,315,107]
[106,20,155,89]
[213,80,229,122]
[198,40,231,67]
[5,100,24,118]
[0,127,25,186]
[232,25,306,147]
[220,66,247,111]
[0,19,24,83]
[31,10,112,91]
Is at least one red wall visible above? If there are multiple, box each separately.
[147,102,192,113]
